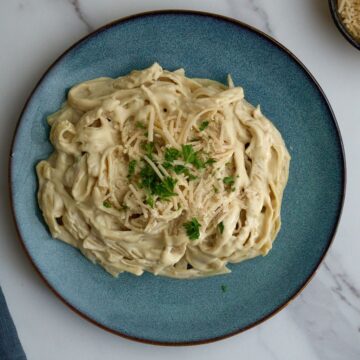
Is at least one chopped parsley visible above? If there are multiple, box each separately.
[120,204,129,210]
[223,176,235,186]
[192,156,205,170]
[221,284,228,293]
[172,164,197,180]
[181,144,196,163]
[183,218,201,240]
[164,147,181,162]
[139,163,157,190]
[218,221,224,234]
[145,195,155,208]
[213,185,219,194]
[181,144,205,169]
[136,121,146,129]
[142,142,155,159]
[181,144,215,170]
[173,164,187,174]
[103,200,112,208]
[155,177,177,200]
[139,163,177,200]
[187,173,198,181]
[205,158,216,166]
[162,161,173,170]
[127,160,137,179]
[199,121,209,131]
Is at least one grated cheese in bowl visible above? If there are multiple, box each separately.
[338,0,360,41]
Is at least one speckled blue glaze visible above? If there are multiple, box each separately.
[10,12,345,344]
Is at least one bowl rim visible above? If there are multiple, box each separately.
[8,9,347,346]
[328,0,360,50]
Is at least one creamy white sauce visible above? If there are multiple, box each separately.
[36,63,290,278]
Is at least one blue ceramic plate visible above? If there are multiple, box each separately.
[10,11,345,345]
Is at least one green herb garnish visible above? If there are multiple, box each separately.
[173,164,187,174]
[164,147,181,162]
[221,284,227,293]
[181,144,196,163]
[120,204,129,210]
[103,200,112,208]
[162,161,173,170]
[136,121,146,129]
[142,142,155,159]
[205,158,216,166]
[199,121,209,131]
[213,185,219,193]
[223,176,235,186]
[218,222,224,234]
[172,164,197,180]
[181,144,214,170]
[187,173,198,181]
[127,160,137,179]
[155,177,177,200]
[145,196,155,208]
[139,163,177,200]
[183,218,201,240]
[192,156,205,170]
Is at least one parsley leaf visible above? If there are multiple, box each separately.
[103,200,112,208]
[199,121,209,131]
[218,221,224,234]
[173,164,187,174]
[223,176,235,186]
[221,284,228,293]
[205,158,216,166]
[164,147,181,162]
[172,164,197,180]
[192,156,205,170]
[181,144,205,169]
[187,173,198,181]
[139,163,177,200]
[139,163,158,190]
[162,161,173,170]
[181,144,196,163]
[136,121,146,129]
[145,195,155,208]
[213,185,219,193]
[127,160,137,179]
[180,144,215,170]
[155,177,177,199]
[142,142,155,159]
[183,218,201,240]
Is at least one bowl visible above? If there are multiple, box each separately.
[329,0,360,50]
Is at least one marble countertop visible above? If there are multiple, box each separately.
[0,1,359,359]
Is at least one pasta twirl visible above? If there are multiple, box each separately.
[36,63,290,278]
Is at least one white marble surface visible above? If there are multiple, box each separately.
[0,0,359,359]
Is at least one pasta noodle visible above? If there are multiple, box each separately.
[36,63,290,278]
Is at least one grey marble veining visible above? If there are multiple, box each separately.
[226,0,274,35]
[68,0,93,32]
[289,273,360,359]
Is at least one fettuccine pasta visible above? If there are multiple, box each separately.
[36,63,290,278]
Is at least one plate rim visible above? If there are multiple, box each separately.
[8,9,347,346]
